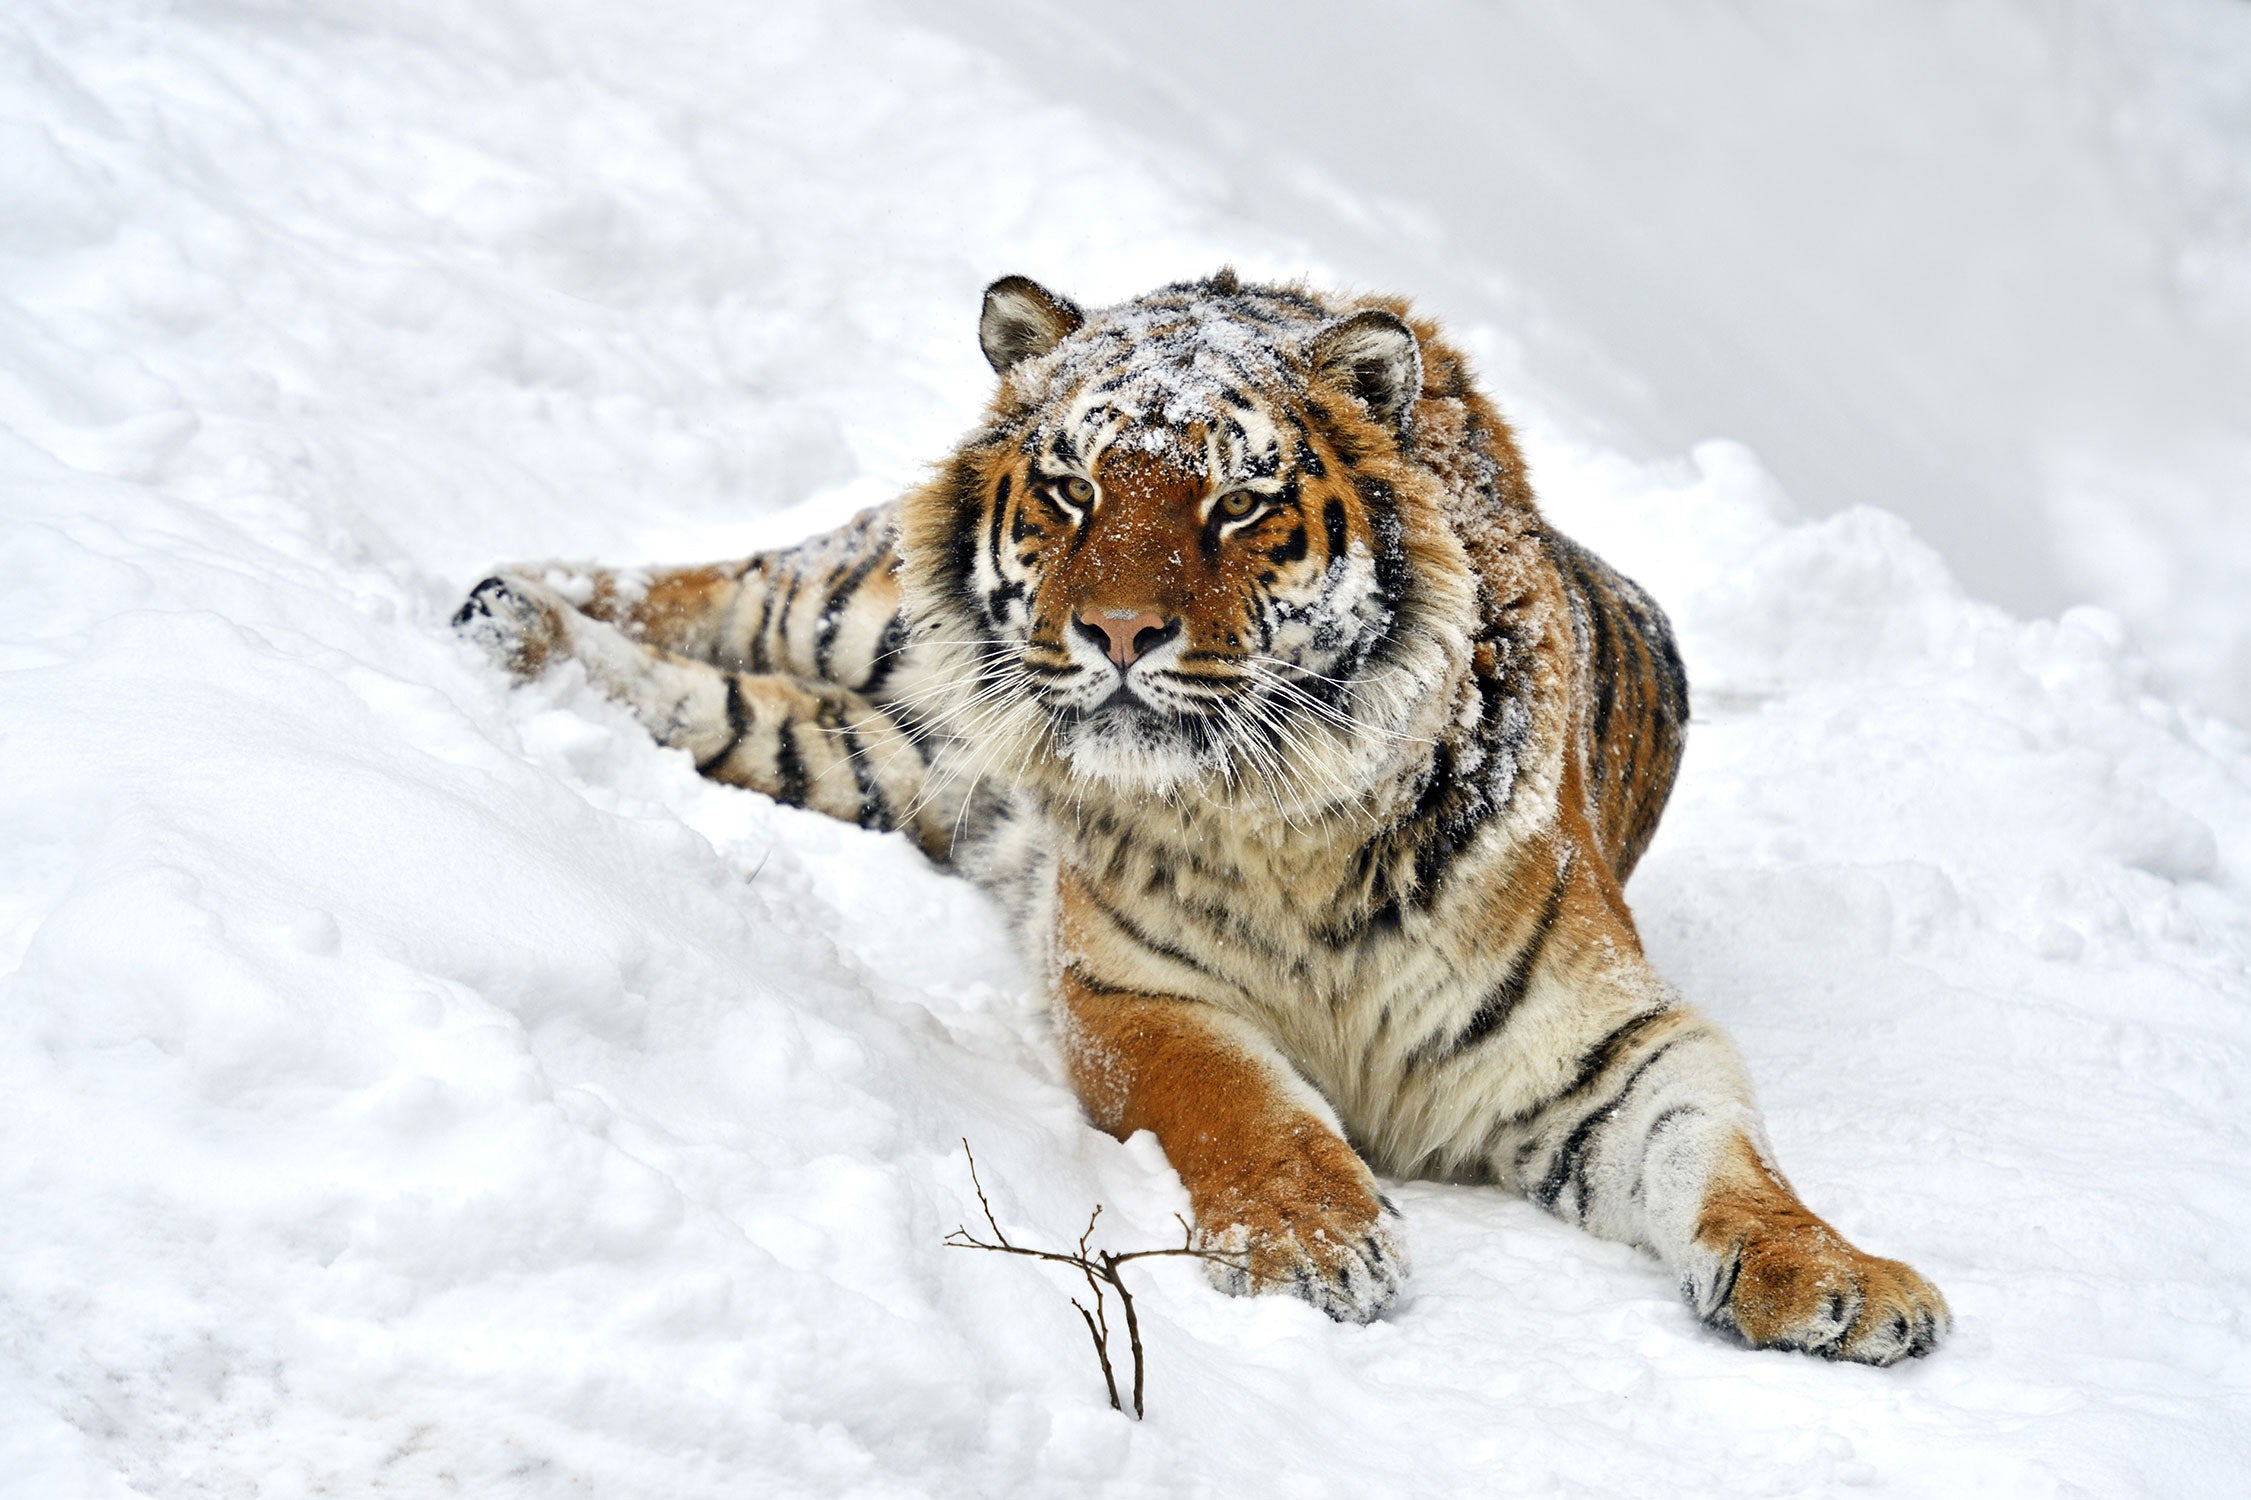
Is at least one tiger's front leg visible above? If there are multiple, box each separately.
[1496,986,1951,1365]
[453,573,951,856]
[1055,876,1407,1323]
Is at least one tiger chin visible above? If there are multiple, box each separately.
[456,270,1949,1365]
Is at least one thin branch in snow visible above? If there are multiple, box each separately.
[944,1139,1244,1419]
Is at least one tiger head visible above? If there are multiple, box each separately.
[898,271,1481,809]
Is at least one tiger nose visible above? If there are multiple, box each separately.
[1074,609,1179,668]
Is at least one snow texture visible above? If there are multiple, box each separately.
[2,0,2248,1496]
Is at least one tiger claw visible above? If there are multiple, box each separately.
[454,573,564,679]
[1690,1221,1950,1366]
[1197,1193,1407,1324]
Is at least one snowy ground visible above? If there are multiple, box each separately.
[3,1,2249,1496]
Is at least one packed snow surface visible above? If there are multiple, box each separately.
[3,1,2248,1496]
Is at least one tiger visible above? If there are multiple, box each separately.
[455,270,1949,1364]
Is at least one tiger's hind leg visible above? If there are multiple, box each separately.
[455,573,955,858]
[495,504,910,692]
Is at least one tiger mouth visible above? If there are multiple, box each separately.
[1057,690,1222,756]
[1068,689,1176,726]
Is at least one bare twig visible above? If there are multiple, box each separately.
[1107,1249,1146,1418]
[1070,1296,1120,1412]
[945,1140,1245,1418]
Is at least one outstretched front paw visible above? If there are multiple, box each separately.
[1195,1147,1407,1324]
[1689,1206,1949,1366]
[453,573,567,680]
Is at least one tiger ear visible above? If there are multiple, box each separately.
[980,275,1086,375]
[1309,310,1422,436]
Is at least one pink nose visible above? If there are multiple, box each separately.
[1075,610,1176,668]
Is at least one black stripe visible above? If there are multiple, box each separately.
[983,577,1027,623]
[1322,496,1349,560]
[829,703,891,831]
[1631,1104,1704,1203]
[858,610,910,696]
[1403,744,1470,905]
[1313,401,1363,467]
[695,675,751,775]
[772,716,808,807]
[1356,475,1408,609]
[1010,483,1047,548]
[940,458,986,618]
[1497,1008,1675,1151]
[1533,1036,1684,1220]
[1420,862,1571,1066]
[1570,553,1618,775]
[1080,887,1242,996]
[771,569,806,674]
[1199,508,1224,564]
[984,472,1010,587]
[814,547,888,680]
[1552,530,1694,881]
[1642,1102,1701,1149]
[1134,857,1305,975]
[747,564,776,672]
[1206,345,1268,390]
[1650,595,1690,725]
[1063,964,1136,1000]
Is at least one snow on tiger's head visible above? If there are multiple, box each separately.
[897,271,1480,810]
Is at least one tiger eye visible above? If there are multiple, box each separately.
[1062,476,1095,504]
[1219,490,1258,519]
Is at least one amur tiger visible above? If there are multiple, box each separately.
[455,271,1948,1364]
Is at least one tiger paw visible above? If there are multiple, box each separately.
[1688,1213,1949,1365]
[453,573,567,680]
[1194,1165,1407,1324]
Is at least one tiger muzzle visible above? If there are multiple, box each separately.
[1074,609,1179,670]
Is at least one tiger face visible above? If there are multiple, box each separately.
[901,273,1468,803]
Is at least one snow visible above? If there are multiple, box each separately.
[2,0,2248,1496]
